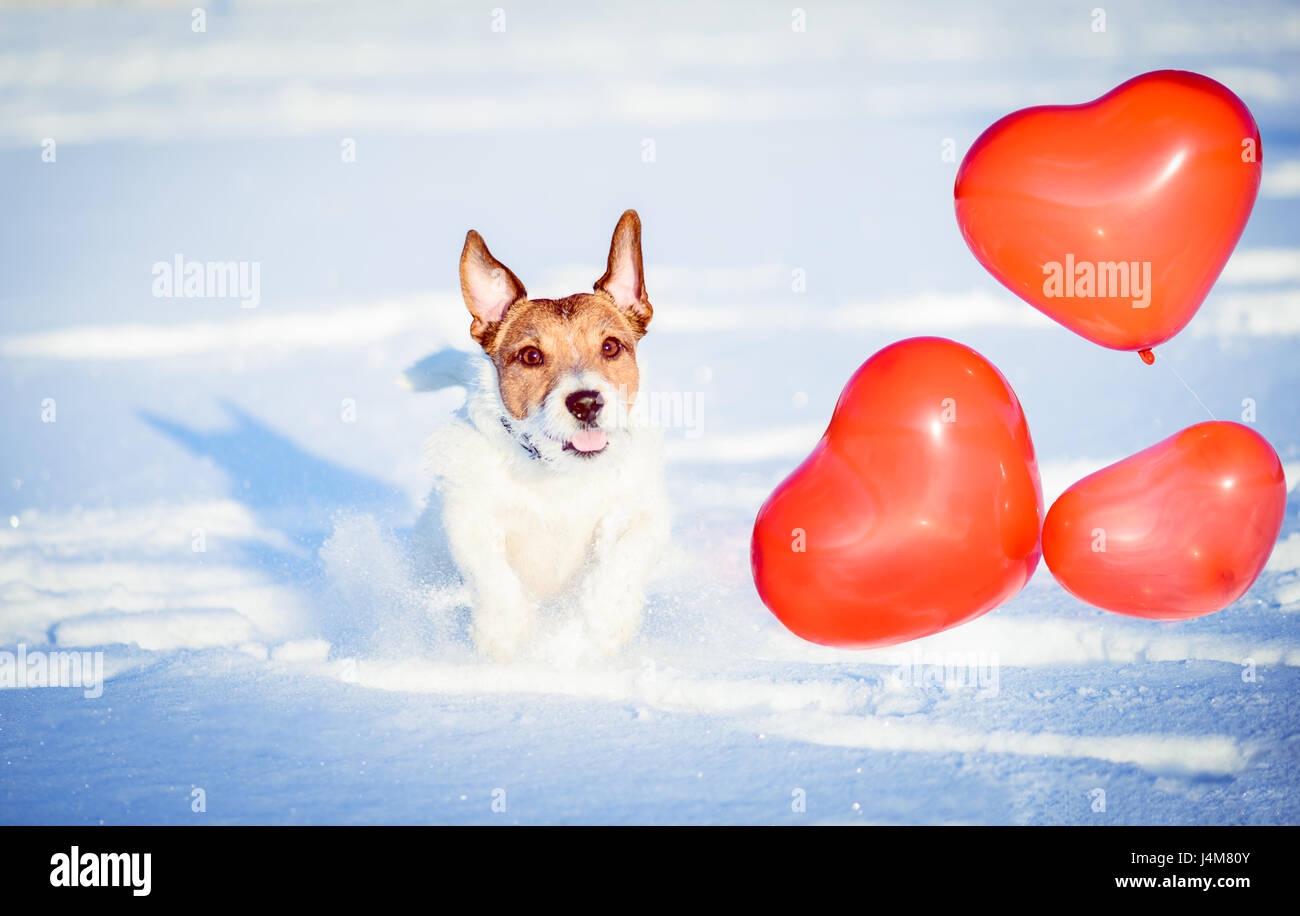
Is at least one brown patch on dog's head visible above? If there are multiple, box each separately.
[459,211,653,421]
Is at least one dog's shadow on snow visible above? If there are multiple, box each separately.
[139,401,460,656]
[140,401,408,541]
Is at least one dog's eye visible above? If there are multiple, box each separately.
[519,347,544,366]
[601,338,622,359]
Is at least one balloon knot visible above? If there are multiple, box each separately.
[1138,348,1155,365]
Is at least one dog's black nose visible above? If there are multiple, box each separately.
[565,390,604,423]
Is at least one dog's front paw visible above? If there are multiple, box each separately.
[581,588,645,657]
[471,596,534,661]
[586,618,640,658]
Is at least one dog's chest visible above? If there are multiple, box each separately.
[499,471,617,600]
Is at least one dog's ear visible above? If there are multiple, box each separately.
[595,210,653,333]
[460,230,526,347]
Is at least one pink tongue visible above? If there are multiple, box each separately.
[570,429,608,453]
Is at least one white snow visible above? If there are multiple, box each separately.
[0,297,459,362]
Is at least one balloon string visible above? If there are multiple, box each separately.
[1165,360,1217,421]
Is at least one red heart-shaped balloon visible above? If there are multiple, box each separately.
[1042,421,1286,619]
[955,70,1261,355]
[751,337,1043,648]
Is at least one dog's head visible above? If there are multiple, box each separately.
[458,210,653,463]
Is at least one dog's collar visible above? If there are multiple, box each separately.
[499,415,543,461]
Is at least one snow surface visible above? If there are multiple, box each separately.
[1,0,1298,824]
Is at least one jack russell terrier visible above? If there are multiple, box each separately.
[421,210,671,660]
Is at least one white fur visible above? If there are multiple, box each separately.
[422,356,670,660]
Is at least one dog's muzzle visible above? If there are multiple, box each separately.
[560,389,609,455]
